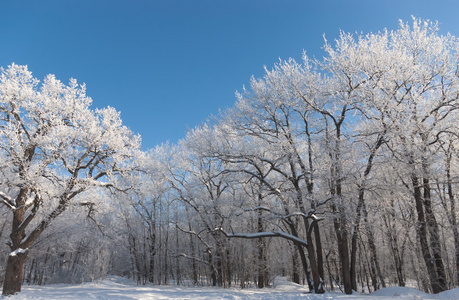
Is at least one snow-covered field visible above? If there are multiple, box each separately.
[5,276,459,300]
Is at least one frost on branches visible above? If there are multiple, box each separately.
[0,64,142,296]
[179,18,459,295]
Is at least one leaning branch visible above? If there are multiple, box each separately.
[217,228,308,247]
[173,253,210,265]
[0,192,16,210]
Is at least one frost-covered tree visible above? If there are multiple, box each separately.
[171,17,459,294]
[164,137,237,287]
[322,18,459,293]
[0,64,142,295]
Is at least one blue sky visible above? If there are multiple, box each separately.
[1,1,459,149]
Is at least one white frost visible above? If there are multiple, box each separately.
[9,248,28,257]
[0,191,12,202]
[25,195,35,207]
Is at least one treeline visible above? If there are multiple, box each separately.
[1,18,459,295]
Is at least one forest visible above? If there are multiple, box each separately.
[1,18,459,296]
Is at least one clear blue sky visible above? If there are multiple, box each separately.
[1,0,459,149]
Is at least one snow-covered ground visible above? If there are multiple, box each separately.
[4,276,459,299]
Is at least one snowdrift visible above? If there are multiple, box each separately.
[5,276,459,299]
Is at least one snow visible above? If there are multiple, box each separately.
[438,288,459,299]
[5,276,459,300]
[0,191,16,209]
[0,191,12,201]
[371,286,430,298]
[24,195,35,207]
[9,248,28,257]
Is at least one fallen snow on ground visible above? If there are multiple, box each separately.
[5,276,459,299]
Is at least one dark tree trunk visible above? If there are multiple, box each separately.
[257,200,268,288]
[383,200,405,287]
[208,249,217,286]
[189,226,198,285]
[175,224,181,285]
[330,186,352,293]
[164,228,169,285]
[292,250,300,284]
[350,135,383,292]
[363,202,386,289]
[422,176,447,292]
[412,174,440,293]
[286,221,313,290]
[328,118,352,295]
[445,150,459,286]
[296,244,311,287]
[314,223,325,284]
[3,188,29,296]
[2,185,79,295]
[334,217,352,294]
[216,240,224,287]
[350,193,364,292]
[257,240,268,288]
[129,234,142,284]
[306,220,325,293]
[149,241,156,283]
[225,248,232,287]
[3,251,28,296]
[325,249,334,291]
[148,208,157,283]
[287,118,324,293]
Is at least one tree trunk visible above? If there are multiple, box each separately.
[314,223,325,284]
[328,119,352,295]
[208,248,217,286]
[190,234,198,285]
[3,188,28,296]
[362,202,386,289]
[334,217,352,294]
[257,201,268,288]
[412,174,440,293]
[351,135,383,291]
[383,201,405,287]
[445,146,459,286]
[287,222,313,290]
[331,194,352,293]
[325,249,334,291]
[288,159,322,293]
[225,248,232,287]
[350,191,364,292]
[216,239,224,287]
[422,176,447,292]
[292,250,300,284]
[306,221,325,293]
[164,227,169,285]
[148,209,157,283]
[257,239,268,288]
[3,250,28,296]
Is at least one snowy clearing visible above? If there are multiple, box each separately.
[5,276,459,300]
